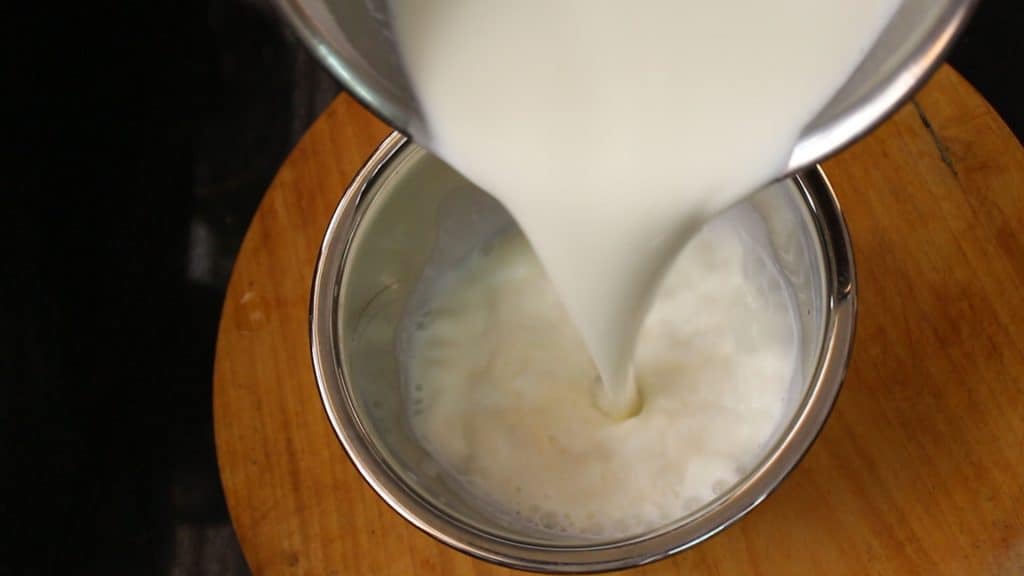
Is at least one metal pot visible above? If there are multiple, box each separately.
[274,0,975,172]
[311,134,857,572]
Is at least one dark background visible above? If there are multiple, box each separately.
[6,1,1021,573]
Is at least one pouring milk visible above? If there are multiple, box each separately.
[389,0,898,416]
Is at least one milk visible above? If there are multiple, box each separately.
[389,0,898,414]
[406,212,799,537]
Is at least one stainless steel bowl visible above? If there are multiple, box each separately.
[311,133,857,572]
[275,0,975,172]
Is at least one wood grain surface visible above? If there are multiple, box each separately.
[213,66,1024,575]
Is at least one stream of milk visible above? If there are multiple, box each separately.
[389,0,898,416]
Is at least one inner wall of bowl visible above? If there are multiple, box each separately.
[335,143,828,545]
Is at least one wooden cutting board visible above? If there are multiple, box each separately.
[213,65,1024,575]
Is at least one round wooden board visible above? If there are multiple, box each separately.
[214,65,1024,575]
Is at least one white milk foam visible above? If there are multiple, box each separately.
[406,212,798,537]
[390,0,898,414]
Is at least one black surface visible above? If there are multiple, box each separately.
[6,1,1021,573]
[949,1,1024,135]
